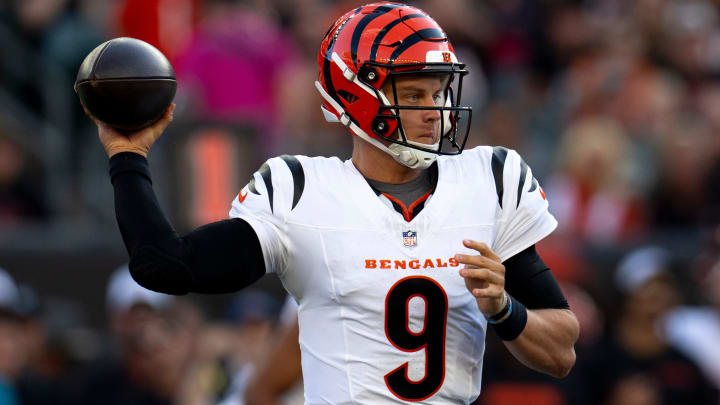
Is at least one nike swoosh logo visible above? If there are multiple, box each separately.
[237,191,248,203]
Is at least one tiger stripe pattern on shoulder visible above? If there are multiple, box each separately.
[246,156,306,213]
[279,155,306,210]
[517,159,529,208]
[491,146,509,208]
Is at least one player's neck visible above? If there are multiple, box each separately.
[352,139,423,184]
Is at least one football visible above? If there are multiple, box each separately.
[74,37,176,131]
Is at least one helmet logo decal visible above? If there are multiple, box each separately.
[425,50,458,63]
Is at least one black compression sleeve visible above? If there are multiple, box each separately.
[502,245,569,310]
[109,152,265,295]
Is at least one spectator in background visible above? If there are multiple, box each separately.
[694,83,720,227]
[650,119,716,230]
[655,0,720,82]
[173,0,300,146]
[664,258,720,390]
[0,0,67,117]
[546,117,645,245]
[0,270,78,405]
[569,246,717,405]
[478,334,571,405]
[0,268,55,405]
[0,132,47,223]
[0,0,104,222]
[269,0,355,158]
[69,265,202,405]
[244,296,303,405]
[169,0,311,225]
[0,268,24,405]
[179,289,283,405]
[14,285,93,405]
[116,0,200,61]
[0,0,101,132]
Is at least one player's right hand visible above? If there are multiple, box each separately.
[455,240,507,318]
[88,103,175,158]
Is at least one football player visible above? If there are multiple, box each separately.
[92,3,579,403]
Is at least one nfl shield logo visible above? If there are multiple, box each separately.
[403,231,417,248]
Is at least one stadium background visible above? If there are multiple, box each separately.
[0,0,719,403]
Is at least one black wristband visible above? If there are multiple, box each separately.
[486,292,511,324]
[491,294,528,341]
[109,152,152,184]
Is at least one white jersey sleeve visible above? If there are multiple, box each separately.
[490,147,558,261]
[229,155,306,275]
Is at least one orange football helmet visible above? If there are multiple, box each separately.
[316,2,471,169]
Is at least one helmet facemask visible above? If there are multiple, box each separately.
[369,62,471,157]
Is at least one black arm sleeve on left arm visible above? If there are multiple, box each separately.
[110,152,266,295]
[502,245,570,310]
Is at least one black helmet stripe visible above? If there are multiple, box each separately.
[369,13,427,62]
[323,7,362,108]
[389,28,446,62]
[351,4,403,68]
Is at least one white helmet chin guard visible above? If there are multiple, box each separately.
[388,141,440,169]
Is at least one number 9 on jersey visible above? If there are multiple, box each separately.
[384,276,449,401]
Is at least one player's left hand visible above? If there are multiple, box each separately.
[455,240,506,318]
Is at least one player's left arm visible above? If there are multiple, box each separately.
[456,240,579,378]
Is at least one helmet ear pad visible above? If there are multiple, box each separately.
[328,61,399,141]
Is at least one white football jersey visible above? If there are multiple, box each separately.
[229,146,557,404]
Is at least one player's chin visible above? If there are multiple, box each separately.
[409,133,439,145]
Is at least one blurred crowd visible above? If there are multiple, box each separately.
[0,263,299,405]
[1,0,720,404]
